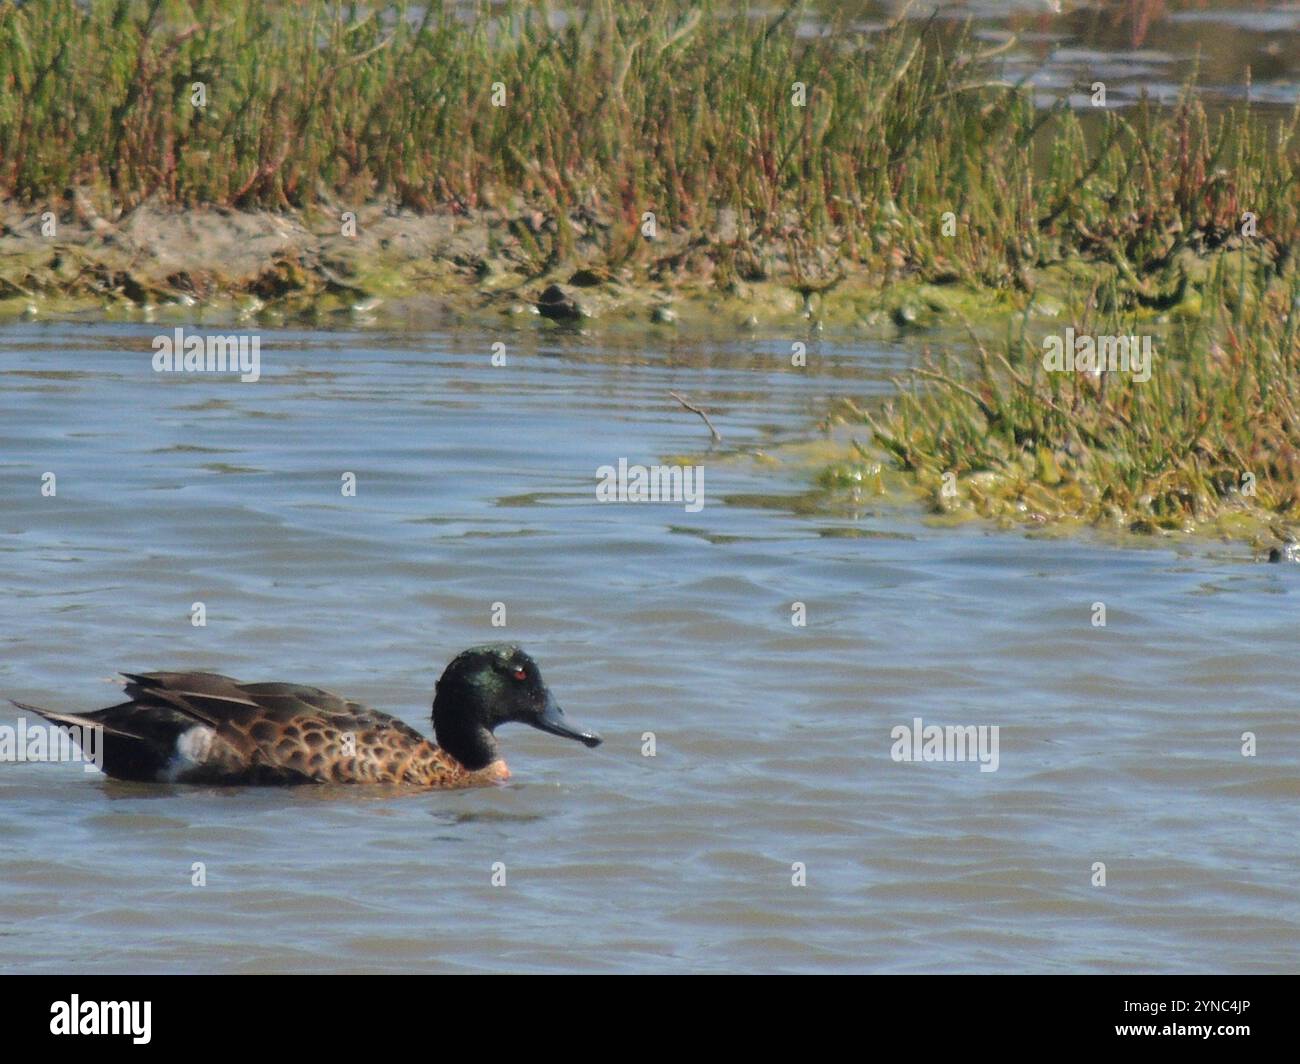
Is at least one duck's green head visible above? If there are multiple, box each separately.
[433,645,602,769]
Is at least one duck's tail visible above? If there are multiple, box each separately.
[6,698,162,778]
[9,699,138,737]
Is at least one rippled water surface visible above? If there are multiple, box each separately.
[1,322,1297,973]
[817,0,1300,109]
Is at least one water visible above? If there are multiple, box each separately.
[1,321,1296,973]
[814,0,1300,111]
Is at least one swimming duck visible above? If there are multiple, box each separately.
[10,645,601,787]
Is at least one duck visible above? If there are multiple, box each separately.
[9,645,601,788]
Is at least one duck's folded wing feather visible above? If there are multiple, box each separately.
[122,671,429,751]
[120,671,262,727]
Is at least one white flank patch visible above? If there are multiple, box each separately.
[164,725,217,781]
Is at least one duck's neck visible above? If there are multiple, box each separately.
[432,692,498,770]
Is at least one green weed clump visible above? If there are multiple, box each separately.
[861,262,1300,537]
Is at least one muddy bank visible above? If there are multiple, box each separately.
[0,196,971,333]
[0,194,1249,339]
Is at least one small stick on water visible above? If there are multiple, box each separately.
[669,390,722,443]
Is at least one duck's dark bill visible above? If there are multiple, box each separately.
[532,694,602,748]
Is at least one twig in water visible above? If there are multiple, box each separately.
[669,390,722,443]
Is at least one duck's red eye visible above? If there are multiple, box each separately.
[513,668,527,681]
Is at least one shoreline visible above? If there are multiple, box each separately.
[3,194,1297,554]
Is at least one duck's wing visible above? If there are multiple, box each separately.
[117,671,262,726]
[218,679,430,743]
[120,672,413,733]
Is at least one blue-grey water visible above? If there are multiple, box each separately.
[1,320,1297,973]
[819,0,1300,110]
